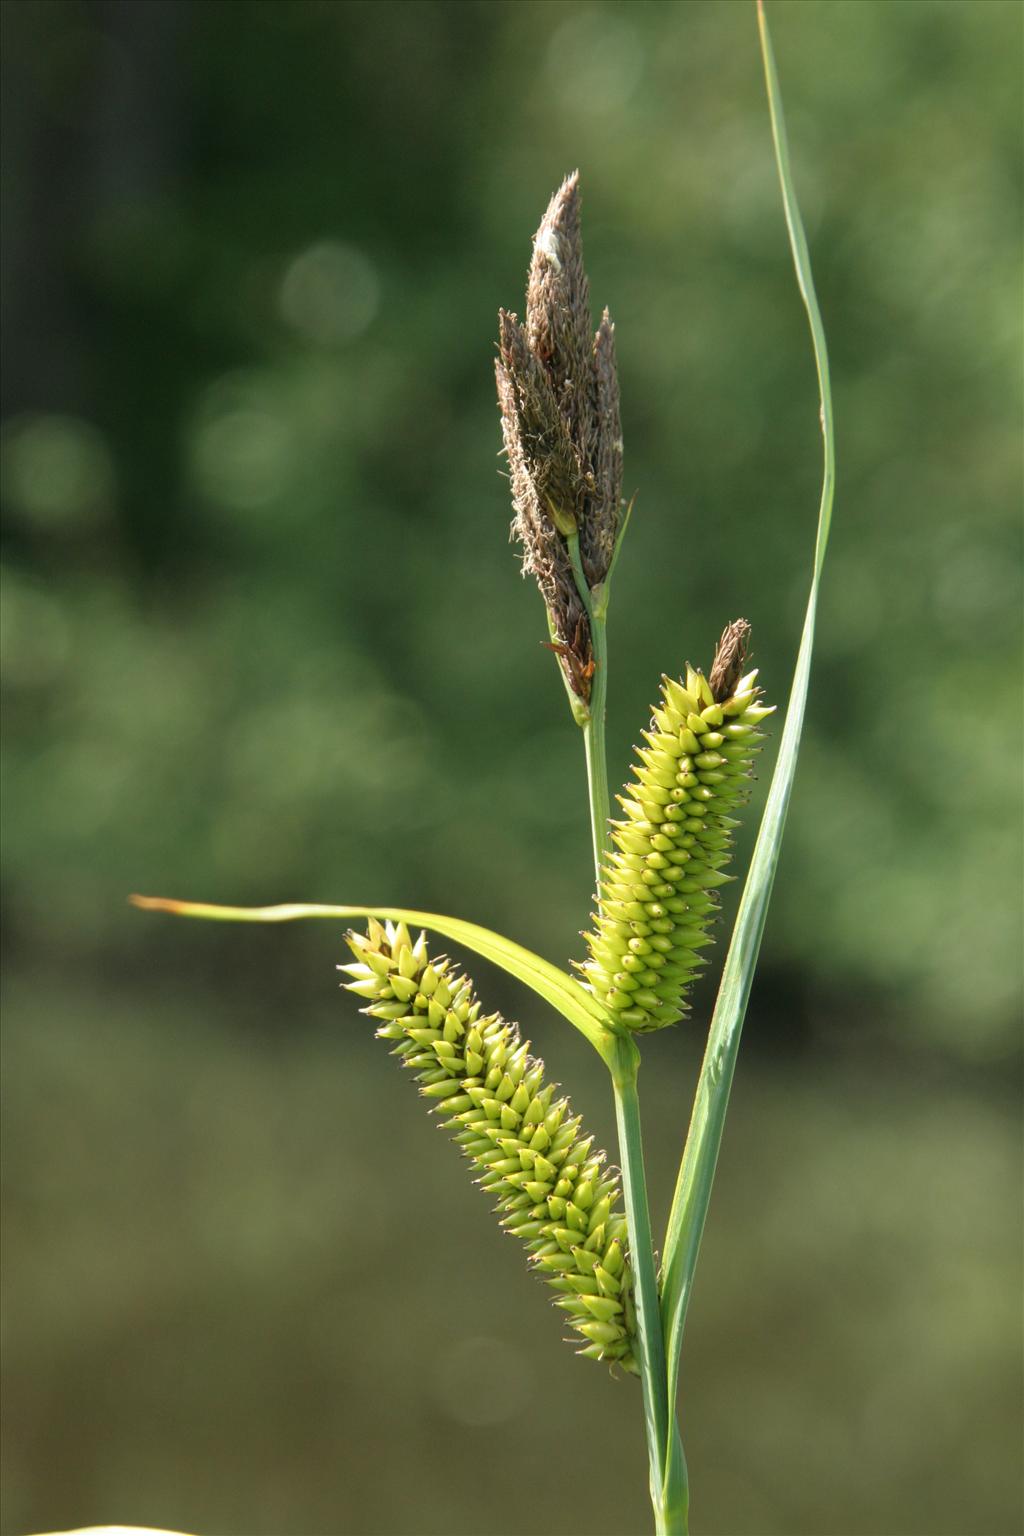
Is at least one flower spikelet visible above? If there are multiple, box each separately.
[578,620,774,1032]
[496,172,625,702]
[340,919,638,1371]
[496,313,593,698]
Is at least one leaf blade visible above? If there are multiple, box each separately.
[659,0,838,1427]
[130,895,616,1056]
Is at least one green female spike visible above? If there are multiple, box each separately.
[341,920,638,1371]
[578,620,774,1032]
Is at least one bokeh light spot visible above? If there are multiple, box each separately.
[545,9,644,114]
[279,240,380,347]
[189,373,296,515]
[1,413,115,530]
[0,567,71,688]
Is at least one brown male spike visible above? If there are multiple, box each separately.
[496,173,626,703]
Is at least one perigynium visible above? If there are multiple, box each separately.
[341,919,637,1369]
[580,623,775,1033]
[132,11,835,1533]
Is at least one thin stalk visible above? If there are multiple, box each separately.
[611,1036,687,1536]
[583,612,612,877]
[567,533,612,881]
[565,531,687,1533]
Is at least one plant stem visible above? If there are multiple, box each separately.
[659,1429,690,1536]
[612,1036,688,1536]
[582,610,612,879]
[564,532,688,1533]
[567,533,612,882]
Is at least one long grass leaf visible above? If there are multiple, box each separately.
[130,895,616,1056]
[659,0,837,1428]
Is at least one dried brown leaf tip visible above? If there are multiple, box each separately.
[496,173,625,704]
[708,618,752,703]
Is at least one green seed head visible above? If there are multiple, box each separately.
[579,620,774,1032]
[340,921,638,1373]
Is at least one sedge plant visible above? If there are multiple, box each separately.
[133,8,835,1533]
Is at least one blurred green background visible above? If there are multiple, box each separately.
[2,2,1021,1533]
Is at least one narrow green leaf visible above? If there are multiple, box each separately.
[659,0,838,1430]
[130,895,617,1058]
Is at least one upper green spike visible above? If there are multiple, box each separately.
[579,643,771,1032]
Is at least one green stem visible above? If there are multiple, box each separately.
[612,1037,689,1536]
[582,623,611,879]
[567,534,612,882]
[564,531,687,1533]
[659,1432,690,1536]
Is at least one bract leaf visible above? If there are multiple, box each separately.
[659,0,838,1449]
[130,896,617,1059]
